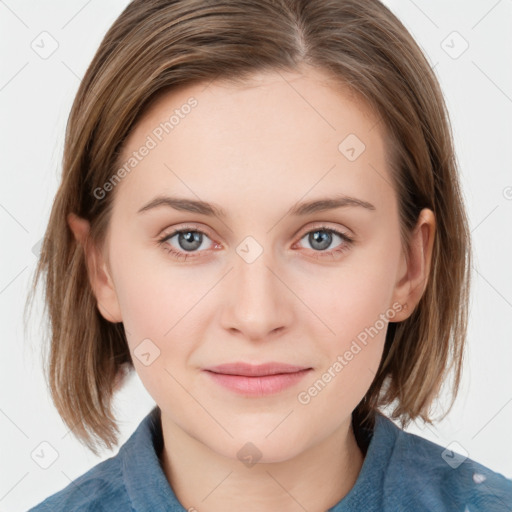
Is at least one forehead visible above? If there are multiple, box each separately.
[113,66,394,219]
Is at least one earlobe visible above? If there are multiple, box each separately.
[67,212,123,323]
[391,208,436,321]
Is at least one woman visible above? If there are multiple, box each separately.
[27,0,512,510]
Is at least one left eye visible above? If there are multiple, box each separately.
[297,228,352,252]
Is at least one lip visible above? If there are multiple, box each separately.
[203,362,312,396]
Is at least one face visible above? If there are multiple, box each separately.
[91,66,416,463]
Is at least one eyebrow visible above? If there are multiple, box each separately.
[137,193,376,218]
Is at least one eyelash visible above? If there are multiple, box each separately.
[157,224,354,261]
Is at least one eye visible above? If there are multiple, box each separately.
[157,225,218,261]
[157,224,354,262]
[295,226,354,259]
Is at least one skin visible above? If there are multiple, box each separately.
[68,65,435,511]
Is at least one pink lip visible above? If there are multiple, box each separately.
[203,362,312,396]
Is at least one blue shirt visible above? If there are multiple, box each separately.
[29,406,512,511]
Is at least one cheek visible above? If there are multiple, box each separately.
[110,244,215,387]
[114,266,169,344]
[294,270,393,433]
[302,249,399,349]
[110,249,198,410]
[294,237,400,400]
[111,240,204,342]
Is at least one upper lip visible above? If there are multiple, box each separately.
[204,362,312,377]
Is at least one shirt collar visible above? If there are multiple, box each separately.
[121,406,186,511]
[328,412,397,511]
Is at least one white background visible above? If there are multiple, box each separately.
[1,0,511,510]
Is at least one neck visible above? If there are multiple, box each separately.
[159,413,365,512]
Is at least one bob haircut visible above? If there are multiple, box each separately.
[25,0,471,453]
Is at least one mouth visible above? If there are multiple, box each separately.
[202,362,313,396]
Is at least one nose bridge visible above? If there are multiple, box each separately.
[221,235,290,339]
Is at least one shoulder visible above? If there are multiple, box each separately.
[377,414,512,511]
[27,453,130,511]
[28,407,173,512]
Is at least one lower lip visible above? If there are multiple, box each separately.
[203,369,312,396]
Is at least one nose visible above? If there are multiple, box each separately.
[219,239,294,341]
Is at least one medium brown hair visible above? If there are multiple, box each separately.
[25,0,471,453]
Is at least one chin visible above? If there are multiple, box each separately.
[204,426,314,465]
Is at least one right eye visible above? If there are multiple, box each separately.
[157,225,220,261]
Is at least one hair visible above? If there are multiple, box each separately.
[25,0,471,453]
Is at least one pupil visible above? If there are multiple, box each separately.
[310,230,331,250]
[179,231,202,251]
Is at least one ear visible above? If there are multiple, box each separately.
[390,208,436,321]
[67,212,123,323]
